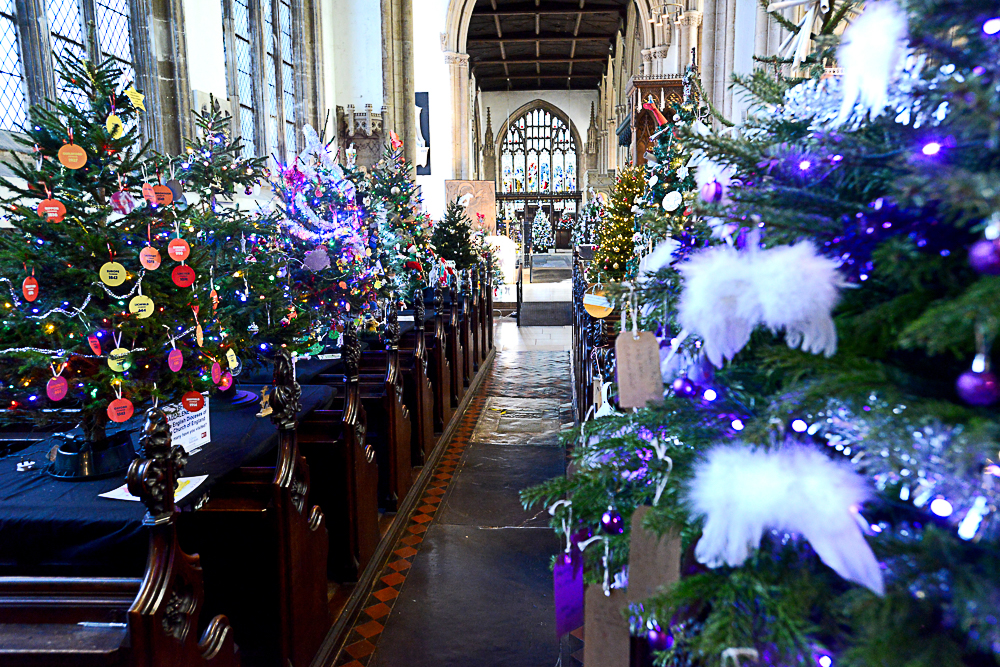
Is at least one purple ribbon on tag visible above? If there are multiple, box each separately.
[554,549,584,637]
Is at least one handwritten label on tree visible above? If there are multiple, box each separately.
[614,331,663,408]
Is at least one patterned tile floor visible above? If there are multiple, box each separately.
[334,346,571,667]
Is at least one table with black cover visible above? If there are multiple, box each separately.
[0,385,332,577]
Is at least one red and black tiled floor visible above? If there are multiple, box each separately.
[334,348,573,667]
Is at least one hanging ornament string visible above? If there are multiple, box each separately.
[547,499,574,553]
[577,534,613,596]
[650,438,675,506]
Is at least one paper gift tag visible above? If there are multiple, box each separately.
[22,276,38,302]
[58,144,87,169]
[615,331,664,408]
[139,245,161,270]
[218,371,233,391]
[152,185,173,206]
[166,179,184,200]
[167,348,183,372]
[107,397,134,423]
[554,549,584,638]
[172,265,196,287]
[108,347,131,372]
[37,198,66,222]
[625,505,683,605]
[100,261,126,286]
[181,390,205,413]
[142,183,156,203]
[167,238,190,261]
[128,294,154,318]
[583,287,614,318]
[583,586,630,667]
[88,334,101,355]
[211,362,222,384]
[106,114,124,138]
[46,375,68,401]
[225,348,238,370]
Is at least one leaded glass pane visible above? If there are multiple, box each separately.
[47,0,88,107]
[0,4,26,131]
[227,0,256,156]
[96,0,134,91]
[500,106,578,195]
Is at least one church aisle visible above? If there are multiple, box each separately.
[337,326,573,667]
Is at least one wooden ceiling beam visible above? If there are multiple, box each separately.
[474,4,622,16]
[476,74,600,80]
[469,33,611,42]
[473,56,604,64]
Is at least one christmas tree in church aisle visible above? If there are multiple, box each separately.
[146,101,314,363]
[531,208,553,253]
[270,125,380,348]
[431,199,477,275]
[588,164,645,282]
[357,136,437,303]
[0,54,234,443]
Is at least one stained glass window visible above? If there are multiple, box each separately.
[499,106,578,195]
[0,0,26,131]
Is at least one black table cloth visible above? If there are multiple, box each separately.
[0,385,332,576]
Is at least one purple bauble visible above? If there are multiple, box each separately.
[968,239,1000,275]
[600,509,624,535]
[700,180,724,204]
[671,376,696,397]
[571,526,593,547]
[647,626,674,652]
[956,369,1000,406]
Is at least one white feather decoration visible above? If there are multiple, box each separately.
[677,246,761,367]
[837,1,909,124]
[753,242,844,357]
[638,238,681,280]
[688,444,885,595]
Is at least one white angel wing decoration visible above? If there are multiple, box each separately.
[688,444,885,595]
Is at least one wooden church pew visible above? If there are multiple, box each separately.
[0,409,241,667]
[178,349,330,667]
[446,277,467,407]
[398,289,436,464]
[298,327,380,581]
[424,285,454,433]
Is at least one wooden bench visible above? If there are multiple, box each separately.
[423,285,454,433]
[0,409,240,667]
[179,349,330,667]
[398,290,436,464]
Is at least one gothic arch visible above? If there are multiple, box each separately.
[492,99,584,183]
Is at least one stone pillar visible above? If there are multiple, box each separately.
[640,48,653,76]
[444,51,471,179]
[680,11,703,70]
[382,0,416,166]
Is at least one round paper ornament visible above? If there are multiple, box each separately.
[88,334,101,355]
[172,265,196,288]
[22,276,38,302]
[139,246,161,270]
[110,191,138,215]
[582,285,614,319]
[37,198,66,222]
[165,180,184,200]
[210,289,219,311]
[128,294,154,318]
[662,191,683,212]
[99,261,127,286]
[58,144,87,169]
[196,324,204,347]
[107,397,134,423]
[108,347,132,372]
[218,372,233,391]
[141,183,156,203]
[167,238,190,262]
[182,391,205,412]
[152,185,173,206]
[211,362,222,384]
[105,114,124,139]
[46,375,68,401]
[167,348,183,372]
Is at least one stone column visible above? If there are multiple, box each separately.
[680,11,703,70]
[640,49,653,76]
[444,51,470,179]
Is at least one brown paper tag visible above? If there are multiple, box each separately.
[615,331,663,408]
[583,586,630,667]
[625,505,683,604]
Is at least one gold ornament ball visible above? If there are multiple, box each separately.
[613,262,619,269]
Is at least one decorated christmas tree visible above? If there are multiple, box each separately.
[360,139,436,302]
[588,165,645,281]
[271,126,380,348]
[528,2,1000,664]
[148,101,309,364]
[431,200,477,272]
[531,209,553,253]
[0,55,238,442]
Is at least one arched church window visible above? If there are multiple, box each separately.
[500,106,578,196]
